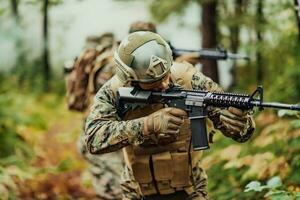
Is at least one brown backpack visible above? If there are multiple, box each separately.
[64,33,117,112]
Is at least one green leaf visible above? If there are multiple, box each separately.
[289,120,300,129]
[295,192,300,200]
[244,181,264,192]
[266,176,282,189]
[0,7,5,16]
[265,190,291,200]
[277,110,299,118]
[149,0,189,22]
[57,157,74,172]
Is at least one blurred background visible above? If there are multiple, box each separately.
[0,0,300,199]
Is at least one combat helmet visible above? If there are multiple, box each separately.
[85,32,115,49]
[114,31,173,83]
[129,21,157,33]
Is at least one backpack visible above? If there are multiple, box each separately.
[64,33,117,112]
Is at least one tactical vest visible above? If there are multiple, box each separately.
[121,62,199,195]
[122,105,192,195]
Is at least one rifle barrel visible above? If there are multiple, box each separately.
[227,53,250,60]
[173,48,249,60]
[251,101,300,111]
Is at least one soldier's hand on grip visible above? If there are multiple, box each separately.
[143,107,187,136]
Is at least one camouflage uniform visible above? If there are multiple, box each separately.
[66,22,160,200]
[65,33,124,199]
[77,134,123,199]
[84,60,255,199]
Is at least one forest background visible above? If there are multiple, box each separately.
[1,0,300,199]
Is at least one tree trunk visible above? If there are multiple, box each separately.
[201,0,219,83]
[43,0,50,91]
[11,0,19,18]
[256,0,263,85]
[10,0,26,87]
[294,0,300,42]
[228,0,243,90]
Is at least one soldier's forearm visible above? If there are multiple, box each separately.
[85,118,145,154]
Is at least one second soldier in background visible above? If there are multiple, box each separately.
[64,21,157,200]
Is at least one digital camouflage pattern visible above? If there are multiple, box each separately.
[64,32,124,200]
[86,79,145,153]
[65,22,163,200]
[65,32,117,111]
[77,135,123,199]
[84,62,255,199]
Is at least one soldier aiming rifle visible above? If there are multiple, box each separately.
[84,31,256,200]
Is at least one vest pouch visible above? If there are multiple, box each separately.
[170,152,191,188]
[131,155,156,195]
[152,152,175,194]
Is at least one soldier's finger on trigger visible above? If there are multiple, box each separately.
[220,114,245,128]
[169,115,184,126]
[169,107,188,117]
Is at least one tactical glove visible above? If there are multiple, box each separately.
[219,107,255,142]
[143,107,187,136]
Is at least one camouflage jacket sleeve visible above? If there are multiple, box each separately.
[84,80,145,154]
[190,71,255,143]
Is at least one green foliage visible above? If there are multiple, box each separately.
[148,0,193,22]
[244,176,300,200]
[260,31,300,102]
[0,94,34,162]
[0,87,41,198]
[217,0,300,104]
[288,153,300,185]
[11,58,45,93]
[3,58,66,95]
[205,109,300,200]
[147,0,300,105]
[0,83,88,198]
[0,0,10,16]
[57,157,76,172]
[0,7,5,15]
[49,72,67,97]
[278,110,300,118]
[1,0,300,198]
[245,176,282,192]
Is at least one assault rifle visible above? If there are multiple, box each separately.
[117,86,300,151]
[170,45,250,60]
